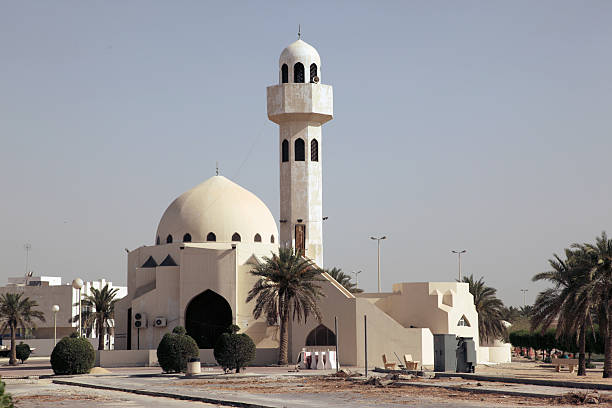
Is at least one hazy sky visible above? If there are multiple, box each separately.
[1,1,611,306]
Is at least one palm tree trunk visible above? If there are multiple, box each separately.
[9,325,16,365]
[604,302,612,378]
[278,312,289,365]
[98,316,104,350]
[578,324,586,376]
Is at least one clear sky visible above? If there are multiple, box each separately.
[1,1,611,306]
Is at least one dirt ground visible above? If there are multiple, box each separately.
[176,375,607,406]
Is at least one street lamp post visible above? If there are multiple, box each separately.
[370,236,387,292]
[452,250,467,281]
[350,270,362,287]
[520,289,528,307]
[72,278,84,336]
[51,305,60,346]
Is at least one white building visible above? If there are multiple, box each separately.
[0,276,126,355]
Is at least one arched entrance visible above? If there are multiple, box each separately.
[185,290,232,349]
[305,324,336,346]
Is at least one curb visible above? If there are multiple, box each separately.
[52,379,276,408]
[434,372,612,391]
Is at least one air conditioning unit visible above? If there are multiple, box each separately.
[133,312,147,328]
[153,317,167,327]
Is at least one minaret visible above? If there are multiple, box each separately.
[267,38,333,268]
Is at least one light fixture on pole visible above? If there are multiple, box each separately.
[350,270,362,287]
[72,278,84,336]
[452,250,467,281]
[520,289,528,307]
[51,305,60,346]
[370,236,387,293]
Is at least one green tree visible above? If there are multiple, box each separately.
[214,325,256,373]
[0,293,45,365]
[324,267,363,294]
[0,377,14,408]
[460,275,506,344]
[247,247,324,365]
[574,232,612,378]
[81,284,120,350]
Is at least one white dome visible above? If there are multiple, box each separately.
[156,176,278,245]
[279,39,321,69]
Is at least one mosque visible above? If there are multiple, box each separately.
[114,38,510,367]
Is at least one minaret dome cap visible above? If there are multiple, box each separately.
[279,39,321,69]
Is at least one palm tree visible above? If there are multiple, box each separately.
[576,232,612,378]
[532,248,595,376]
[324,267,363,294]
[459,275,506,344]
[82,284,120,350]
[247,247,324,365]
[0,293,45,365]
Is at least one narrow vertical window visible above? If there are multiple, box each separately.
[270,235,275,244]
[156,236,160,245]
[294,138,305,161]
[166,235,173,244]
[207,232,216,242]
[282,139,289,162]
[294,62,304,83]
[311,139,318,162]
[281,64,288,83]
[183,233,192,242]
[310,63,318,83]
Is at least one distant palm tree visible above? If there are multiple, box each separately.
[459,275,506,344]
[0,293,45,365]
[247,247,324,365]
[324,267,363,294]
[81,284,120,350]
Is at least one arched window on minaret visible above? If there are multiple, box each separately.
[311,139,319,162]
[310,63,318,83]
[232,233,241,242]
[294,62,305,83]
[206,232,216,242]
[281,64,288,84]
[282,139,289,162]
[254,233,262,242]
[166,235,173,244]
[183,233,192,242]
[270,235,275,244]
[295,138,305,161]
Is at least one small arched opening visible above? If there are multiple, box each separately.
[281,64,288,83]
[310,63,318,83]
[232,233,241,242]
[270,235,275,244]
[156,236,160,245]
[295,138,305,161]
[311,139,318,162]
[254,233,262,242]
[305,324,336,346]
[294,62,305,83]
[207,232,216,242]
[183,233,192,242]
[281,139,289,162]
[166,235,173,244]
[185,289,233,348]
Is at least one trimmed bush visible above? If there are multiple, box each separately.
[157,326,199,373]
[50,332,95,375]
[15,342,31,364]
[214,325,256,373]
[0,377,14,408]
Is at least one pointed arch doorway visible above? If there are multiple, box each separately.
[185,289,232,348]
[305,324,336,346]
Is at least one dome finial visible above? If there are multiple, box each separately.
[216,161,219,176]
[297,24,301,40]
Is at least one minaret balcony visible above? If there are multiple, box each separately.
[267,83,333,124]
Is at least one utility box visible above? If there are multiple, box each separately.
[434,334,458,372]
[456,337,477,373]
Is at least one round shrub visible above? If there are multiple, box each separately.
[0,378,14,408]
[50,333,95,375]
[15,342,31,364]
[156,326,199,373]
[214,325,256,373]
